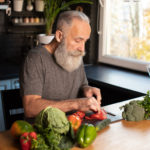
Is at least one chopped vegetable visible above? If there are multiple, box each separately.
[85,109,107,120]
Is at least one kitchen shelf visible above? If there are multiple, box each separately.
[12,22,45,26]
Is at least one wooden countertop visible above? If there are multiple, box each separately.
[72,120,150,150]
[1,96,150,150]
[1,120,150,150]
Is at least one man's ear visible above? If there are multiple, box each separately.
[55,30,63,42]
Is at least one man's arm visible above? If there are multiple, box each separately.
[23,95,100,118]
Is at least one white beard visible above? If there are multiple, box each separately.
[54,40,85,72]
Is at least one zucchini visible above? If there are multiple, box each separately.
[95,119,111,132]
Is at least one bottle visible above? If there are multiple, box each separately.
[26,0,33,11]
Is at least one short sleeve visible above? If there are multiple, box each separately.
[20,54,44,96]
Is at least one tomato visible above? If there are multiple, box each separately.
[85,109,107,120]
[20,132,31,150]
[20,131,37,150]
[28,131,37,140]
[67,114,82,132]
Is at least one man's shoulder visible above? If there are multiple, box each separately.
[27,45,49,59]
[29,45,46,55]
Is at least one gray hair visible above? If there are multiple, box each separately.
[56,10,90,31]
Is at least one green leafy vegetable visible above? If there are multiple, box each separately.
[120,90,150,121]
[35,106,69,134]
[31,134,49,150]
[120,100,145,121]
[32,107,75,150]
[138,91,150,119]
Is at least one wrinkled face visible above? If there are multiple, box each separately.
[54,19,91,72]
[64,19,91,54]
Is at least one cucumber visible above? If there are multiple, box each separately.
[95,119,111,132]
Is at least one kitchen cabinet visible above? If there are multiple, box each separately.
[0,77,20,131]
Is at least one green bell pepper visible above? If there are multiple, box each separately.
[76,123,97,148]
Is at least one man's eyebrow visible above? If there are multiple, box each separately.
[75,37,89,41]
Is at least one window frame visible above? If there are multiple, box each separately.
[98,0,149,73]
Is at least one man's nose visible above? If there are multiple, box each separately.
[78,42,85,52]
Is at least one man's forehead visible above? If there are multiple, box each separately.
[69,19,91,38]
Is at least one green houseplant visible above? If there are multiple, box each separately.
[44,0,93,36]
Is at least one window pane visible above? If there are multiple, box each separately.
[107,0,150,63]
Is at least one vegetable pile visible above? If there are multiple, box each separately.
[10,107,111,150]
[120,90,150,121]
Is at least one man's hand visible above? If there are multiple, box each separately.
[83,86,102,105]
[77,97,100,112]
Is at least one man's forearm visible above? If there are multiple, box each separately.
[23,96,79,118]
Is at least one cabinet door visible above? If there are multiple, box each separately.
[11,78,20,89]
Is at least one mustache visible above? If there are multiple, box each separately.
[69,50,85,57]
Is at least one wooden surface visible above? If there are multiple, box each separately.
[1,96,150,150]
[72,120,150,150]
[0,130,19,150]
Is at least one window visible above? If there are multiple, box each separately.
[98,0,150,72]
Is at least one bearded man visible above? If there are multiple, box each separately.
[20,10,101,122]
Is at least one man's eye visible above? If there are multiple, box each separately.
[75,40,80,43]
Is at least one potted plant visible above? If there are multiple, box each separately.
[38,0,92,44]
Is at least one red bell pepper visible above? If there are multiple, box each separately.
[20,131,37,150]
[85,109,107,120]
[73,111,85,119]
[67,114,82,133]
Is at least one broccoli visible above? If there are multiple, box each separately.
[120,101,145,121]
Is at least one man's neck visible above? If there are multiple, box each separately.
[44,38,59,54]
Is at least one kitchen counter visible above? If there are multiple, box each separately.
[85,64,150,94]
[1,96,150,150]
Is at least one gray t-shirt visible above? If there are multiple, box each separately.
[20,45,88,100]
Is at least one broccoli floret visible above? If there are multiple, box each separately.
[120,101,145,121]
